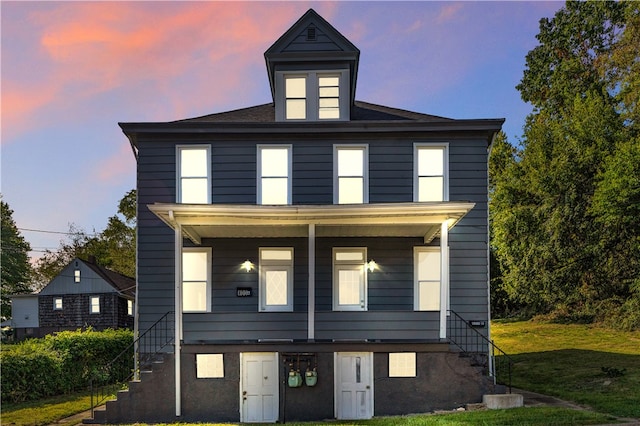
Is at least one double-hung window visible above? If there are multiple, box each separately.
[333,248,367,311]
[177,146,211,204]
[182,248,211,313]
[90,296,100,314]
[334,145,368,204]
[414,247,441,311]
[259,248,294,312]
[414,144,448,202]
[54,297,63,310]
[257,145,291,205]
[278,71,349,121]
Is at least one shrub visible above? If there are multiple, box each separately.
[0,328,133,403]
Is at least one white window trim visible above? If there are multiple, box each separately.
[332,247,367,311]
[333,144,369,205]
[182,247,212,313]
[90,296,100,314]
[127,299,134,316]
[256,145,292,205]
[275,70,350,122]
[259,247,294,312]
[413,143,449,202]
[54,297,63,310]
[413,246,442,311]
[176,145,212,204]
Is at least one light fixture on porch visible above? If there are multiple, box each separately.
[242,260,254,272]
[367,259,377,272]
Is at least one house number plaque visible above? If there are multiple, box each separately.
[236,287,252,297]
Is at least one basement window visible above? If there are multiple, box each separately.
[389,353,416,377]
[196,354,224,378]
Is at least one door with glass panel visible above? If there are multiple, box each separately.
[259,248,293,312]
[333,248,367,311]
[335,352,373,419]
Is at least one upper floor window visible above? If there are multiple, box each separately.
[74,269,81,283]
[414,144,448,202]
[177,146,211,204]
[182,248,211,313]
[277,70,349,121]
[334,145,368,204]
[257,145,291,205]
[259,248,294,312]
[127,299,134,316]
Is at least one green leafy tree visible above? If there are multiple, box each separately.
[1,197,33,319]
[492,1,639,328]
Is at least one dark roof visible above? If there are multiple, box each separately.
[81,258,136,298]
[174,101,454,124]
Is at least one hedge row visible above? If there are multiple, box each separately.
[1,328,133,403]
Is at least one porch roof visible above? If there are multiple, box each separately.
[148,202,475,244]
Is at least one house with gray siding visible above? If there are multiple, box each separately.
[92,9,504,424]
[10,257,135,340]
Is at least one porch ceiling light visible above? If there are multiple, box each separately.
[367,259,377,273]
[242,260,254,272]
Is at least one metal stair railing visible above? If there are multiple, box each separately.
[447,310,513,393]
[89,311,175,418]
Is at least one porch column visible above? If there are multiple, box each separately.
[439,221,449,339]
[173,221,183,417]
[308,224,315,340]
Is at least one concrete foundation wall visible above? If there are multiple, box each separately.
[90,348,496,424]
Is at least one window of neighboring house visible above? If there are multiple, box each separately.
[182,248,211,313]
[414,247,441,311]
[278,71,349,121]
[333,248,367,311]
[90,296,100,314]
[414,144,448,202]
[74,269,81,283]
[177,146,211,204]
[259,248,294,312]
[196,354,224,378]
[54,297,63,310]
[127,299,133,316]
[334,145,368,204]
[389,352,417,377]
[257,145,292,205]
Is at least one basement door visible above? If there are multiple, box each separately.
[240,352,279,423]
[335,352,373,420]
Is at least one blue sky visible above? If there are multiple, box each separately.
[1,1,563,260]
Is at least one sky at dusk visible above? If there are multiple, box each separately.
[1,1,564,260]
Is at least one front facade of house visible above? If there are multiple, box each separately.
[108,9,503,424]
[10,257,135,341]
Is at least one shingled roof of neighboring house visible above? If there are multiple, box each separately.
[82,258,136,298]
[173,100,454,124]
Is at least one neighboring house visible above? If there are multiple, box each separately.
[92,9,504,424]
[10,257,135,340]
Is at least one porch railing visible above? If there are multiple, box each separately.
[89,311,175,418]
[447,310,513,392]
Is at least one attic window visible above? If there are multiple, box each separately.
[307,26,316,41]
[74,269,81,283]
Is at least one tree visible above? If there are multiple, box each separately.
[32,190,136,288]
[1,197,33,319]
[492,1,640,328]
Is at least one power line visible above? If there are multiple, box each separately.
[18,227,97,236]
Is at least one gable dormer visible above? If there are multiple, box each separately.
[265,9,360,122]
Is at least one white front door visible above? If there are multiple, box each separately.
[335,352,373,419]
[240,352,279,423]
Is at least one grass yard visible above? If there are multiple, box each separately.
[0,391,94,426]
[492,320,640,418]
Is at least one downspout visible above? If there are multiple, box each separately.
[171,211,183,417]
[308,224,315,341]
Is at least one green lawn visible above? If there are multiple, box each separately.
[492,321,640,418]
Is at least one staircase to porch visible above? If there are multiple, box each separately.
[447,309,513,394]
[84,312,175,424]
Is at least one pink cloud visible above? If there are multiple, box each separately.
[437,3,464,23]
[95,141,136,184]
